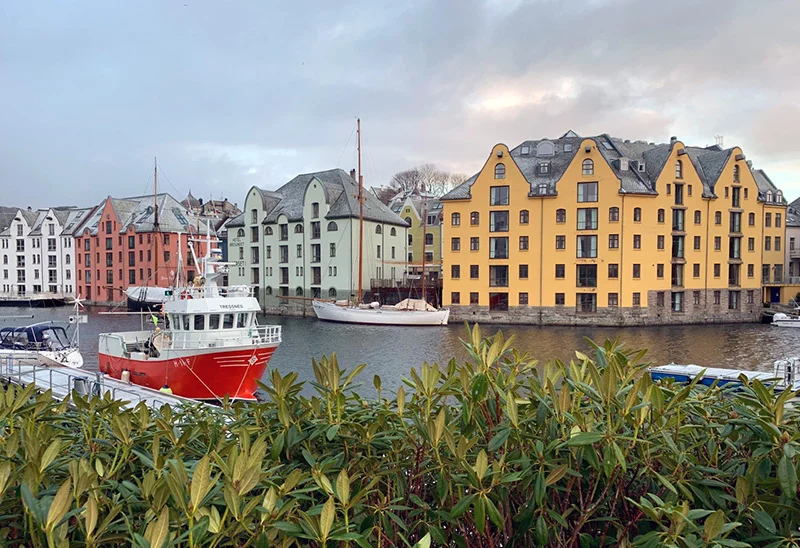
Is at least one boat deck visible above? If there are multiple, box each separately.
[0,358,210,411]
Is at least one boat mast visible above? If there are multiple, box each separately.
[153,157,160,286]
[421,183,427,301]
[357,118,364,305]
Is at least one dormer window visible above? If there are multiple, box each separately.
[494,163,506,179]
[520,145,530,155]
[537,183,548,195]
[766,191,773,203]
[777,191,783,203]
[539,163,550,175]
[638,162,646,172]
[564,143,573,153]
[536,141,555,156]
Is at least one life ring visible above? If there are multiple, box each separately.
[180,291,193,300]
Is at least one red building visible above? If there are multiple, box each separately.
[73,194,216,303]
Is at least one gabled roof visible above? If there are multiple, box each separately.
[441,132,782,203]
[260,168,408,226]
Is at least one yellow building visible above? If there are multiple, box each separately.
[441,131,786,325]
[391,196,443,282]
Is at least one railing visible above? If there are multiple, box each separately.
[763,276,800,285]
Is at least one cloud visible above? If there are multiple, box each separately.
[1,0,800,206]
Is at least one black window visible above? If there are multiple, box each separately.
[576,265,597,287]
[609,207,619,222]
[490,211,509,232]
[489,237,509,259]
[577,182,598,202]
[470,265,479,279]
[608,264,618,278]
[555,264,565,278]
[489,266,508,287]
[555,293,565,305]
[490,186,509,205]
[519,210,529,224]
[451,265,460,279]
[519,264,528,279]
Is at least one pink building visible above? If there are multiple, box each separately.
[74,194,216,303]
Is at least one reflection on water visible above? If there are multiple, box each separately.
[2,306,798,396]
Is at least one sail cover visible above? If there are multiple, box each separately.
[394,299,437,311]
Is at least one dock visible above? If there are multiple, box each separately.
[0,358,210,411]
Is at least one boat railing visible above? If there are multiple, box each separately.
[163,325,282,350]
[774,358,800,391]
[174,284,255,300]
[0,358,173,408]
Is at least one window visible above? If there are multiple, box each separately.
[733,165,740,183]
[725,187,729,198]
[555,293,565,306]
[715,211,722,225]
[555,264,565,278]
[729,291,740,310]
[294,224,304,234]
[279,224,288,241]
[748,264,754,278]
[582,159,594,175]
[766,213,772,227]
[633,208,641,222]
[377,245,381,259]
[576,235,597,257]
[657,235,665,250]
[375,225,382,235]
[327,221,338,232]
[609,234,619,249]
[490,186,509,205]
[608,264,618,278]
[692,210,700,225]
[675,160,683,179]
[657,209,665,223]
[748,212,755,226]
[519,264,528,279]
[556,209,567,223]
[714,236,721,251]
[632,292,641,306]
[577,265,597,287]
[519,292,528,305]
[425,232,434,245]
[251,209,258,223]
[489,265,508,287]
[672,236,684,258]
[556,235,566,250]
[656,292,665,307]
[519,210,529,224]
[577,182,598,202]
[608,293,618,307]
[264,226,272,236]
[311,222,321,239]
[732,187,741,207]
[730,212,742,233]
[577,208,598,230]
[451,237,460,251]
[693,263,700,278]
[519,236,529,250]
[747,290,755,304]
[666,184,671,195]
[296,244,303,258]
[656,264,664,278]
[494,163,506,179]
[776,213,782,228]
[451,213,461,226]
[745,188,749,199]
[311,202,320,218]
[470,212,479,226]
[633,264,641,279]
[609,207,619,222]
[633,235,641,249]
[490,211,509,232]
[470,265,479,279]
[470,292,479,304]
[489,237,509,259]
[776,237,782,252]
[538,163,550,174]
[714,263,721,277]
[671,291,684,312]
[451,292,460,304]
[765,236,771,251]
[577,293,597,313]
[470,237,479,251]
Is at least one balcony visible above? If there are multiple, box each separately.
[791,248,800,259]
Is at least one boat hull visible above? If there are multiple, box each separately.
[0,348,83,368]
[312,300,449,326]
[98,345,277,401]
[772,319,800,328]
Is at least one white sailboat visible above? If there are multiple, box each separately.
[312,120,449,326]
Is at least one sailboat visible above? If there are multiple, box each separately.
[312,120,450,326]
[127,158,172,311]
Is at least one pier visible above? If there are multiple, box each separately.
[0,358,209,411]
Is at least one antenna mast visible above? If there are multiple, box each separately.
[154,157,160,286]
[357,118,364,305]
[421,183,427,302]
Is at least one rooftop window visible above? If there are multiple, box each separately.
[536,141,554,156]
[520,145,530,155]
[564,143,573,153]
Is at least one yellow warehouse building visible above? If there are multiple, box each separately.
[440,131,786,325]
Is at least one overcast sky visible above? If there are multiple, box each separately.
[2,0,799,209]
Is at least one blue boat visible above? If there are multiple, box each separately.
[649,359,800,392]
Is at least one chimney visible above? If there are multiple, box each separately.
[27,206,32,211]
[199,198,204,205]
[746,160,753,168]
[350,169,356,181]
[670,136,677,144]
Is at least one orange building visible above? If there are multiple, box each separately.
[73,194,215,303]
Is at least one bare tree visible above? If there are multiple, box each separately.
[387,165,470,198]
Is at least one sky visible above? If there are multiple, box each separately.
[1,0,799,209]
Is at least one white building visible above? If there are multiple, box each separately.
[0,207,91,298]
[228,169,409,308]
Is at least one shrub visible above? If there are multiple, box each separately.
[0,324,798,547]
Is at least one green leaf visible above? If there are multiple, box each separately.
[485,497,503,529]
[40,440,61,473]
[778,454,797,498]
[450,494,475,519]
[473,496,486,534]
[545,464,568,486]
[566,432,603,446]
[45,479,72,531]
[320,496,335,542]
[190,455,212,514]
[146,506,170,548]
[336,469,350,506]
[506,390,518,427]
[84,497,98,537]
[474,450,488,481]
[412,532,431,548]
[704,509,725,541]
[752,509,776,534]
[326,425,340,441]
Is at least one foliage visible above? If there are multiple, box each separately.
[0,324,799,546]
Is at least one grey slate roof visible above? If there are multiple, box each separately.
[75,193,214,236]
[224,212,245,228]
[261,169,408,227]
[441,132,782,203]
[0,206,95,237]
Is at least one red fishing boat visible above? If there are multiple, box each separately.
[98,236,281,401]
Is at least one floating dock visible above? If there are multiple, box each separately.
[649,359,800,392]
[0,358,209,411]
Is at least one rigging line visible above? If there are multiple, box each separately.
[153,163,184,198]
[336,120,358,168]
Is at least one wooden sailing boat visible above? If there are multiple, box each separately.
[126,158,172,311]
[311,120,449,326]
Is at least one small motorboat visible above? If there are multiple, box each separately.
[649,358,800,392]
[771,312,800,328]
[0,323,83,368]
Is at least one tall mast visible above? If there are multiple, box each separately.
[154,157,159,285]
[421,184,427,301]
[357,118,364,304]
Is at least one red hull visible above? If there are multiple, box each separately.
[98,346,277,400]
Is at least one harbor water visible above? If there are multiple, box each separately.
[2,305,798,396]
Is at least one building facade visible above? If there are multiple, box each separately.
[0,207,90,298]
[441,131,786,325]
[785,198,800,286]
[73,194,214,303]
[389,195,443,282]
[227,169,408,310]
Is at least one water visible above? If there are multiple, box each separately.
[2,306,797,396]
